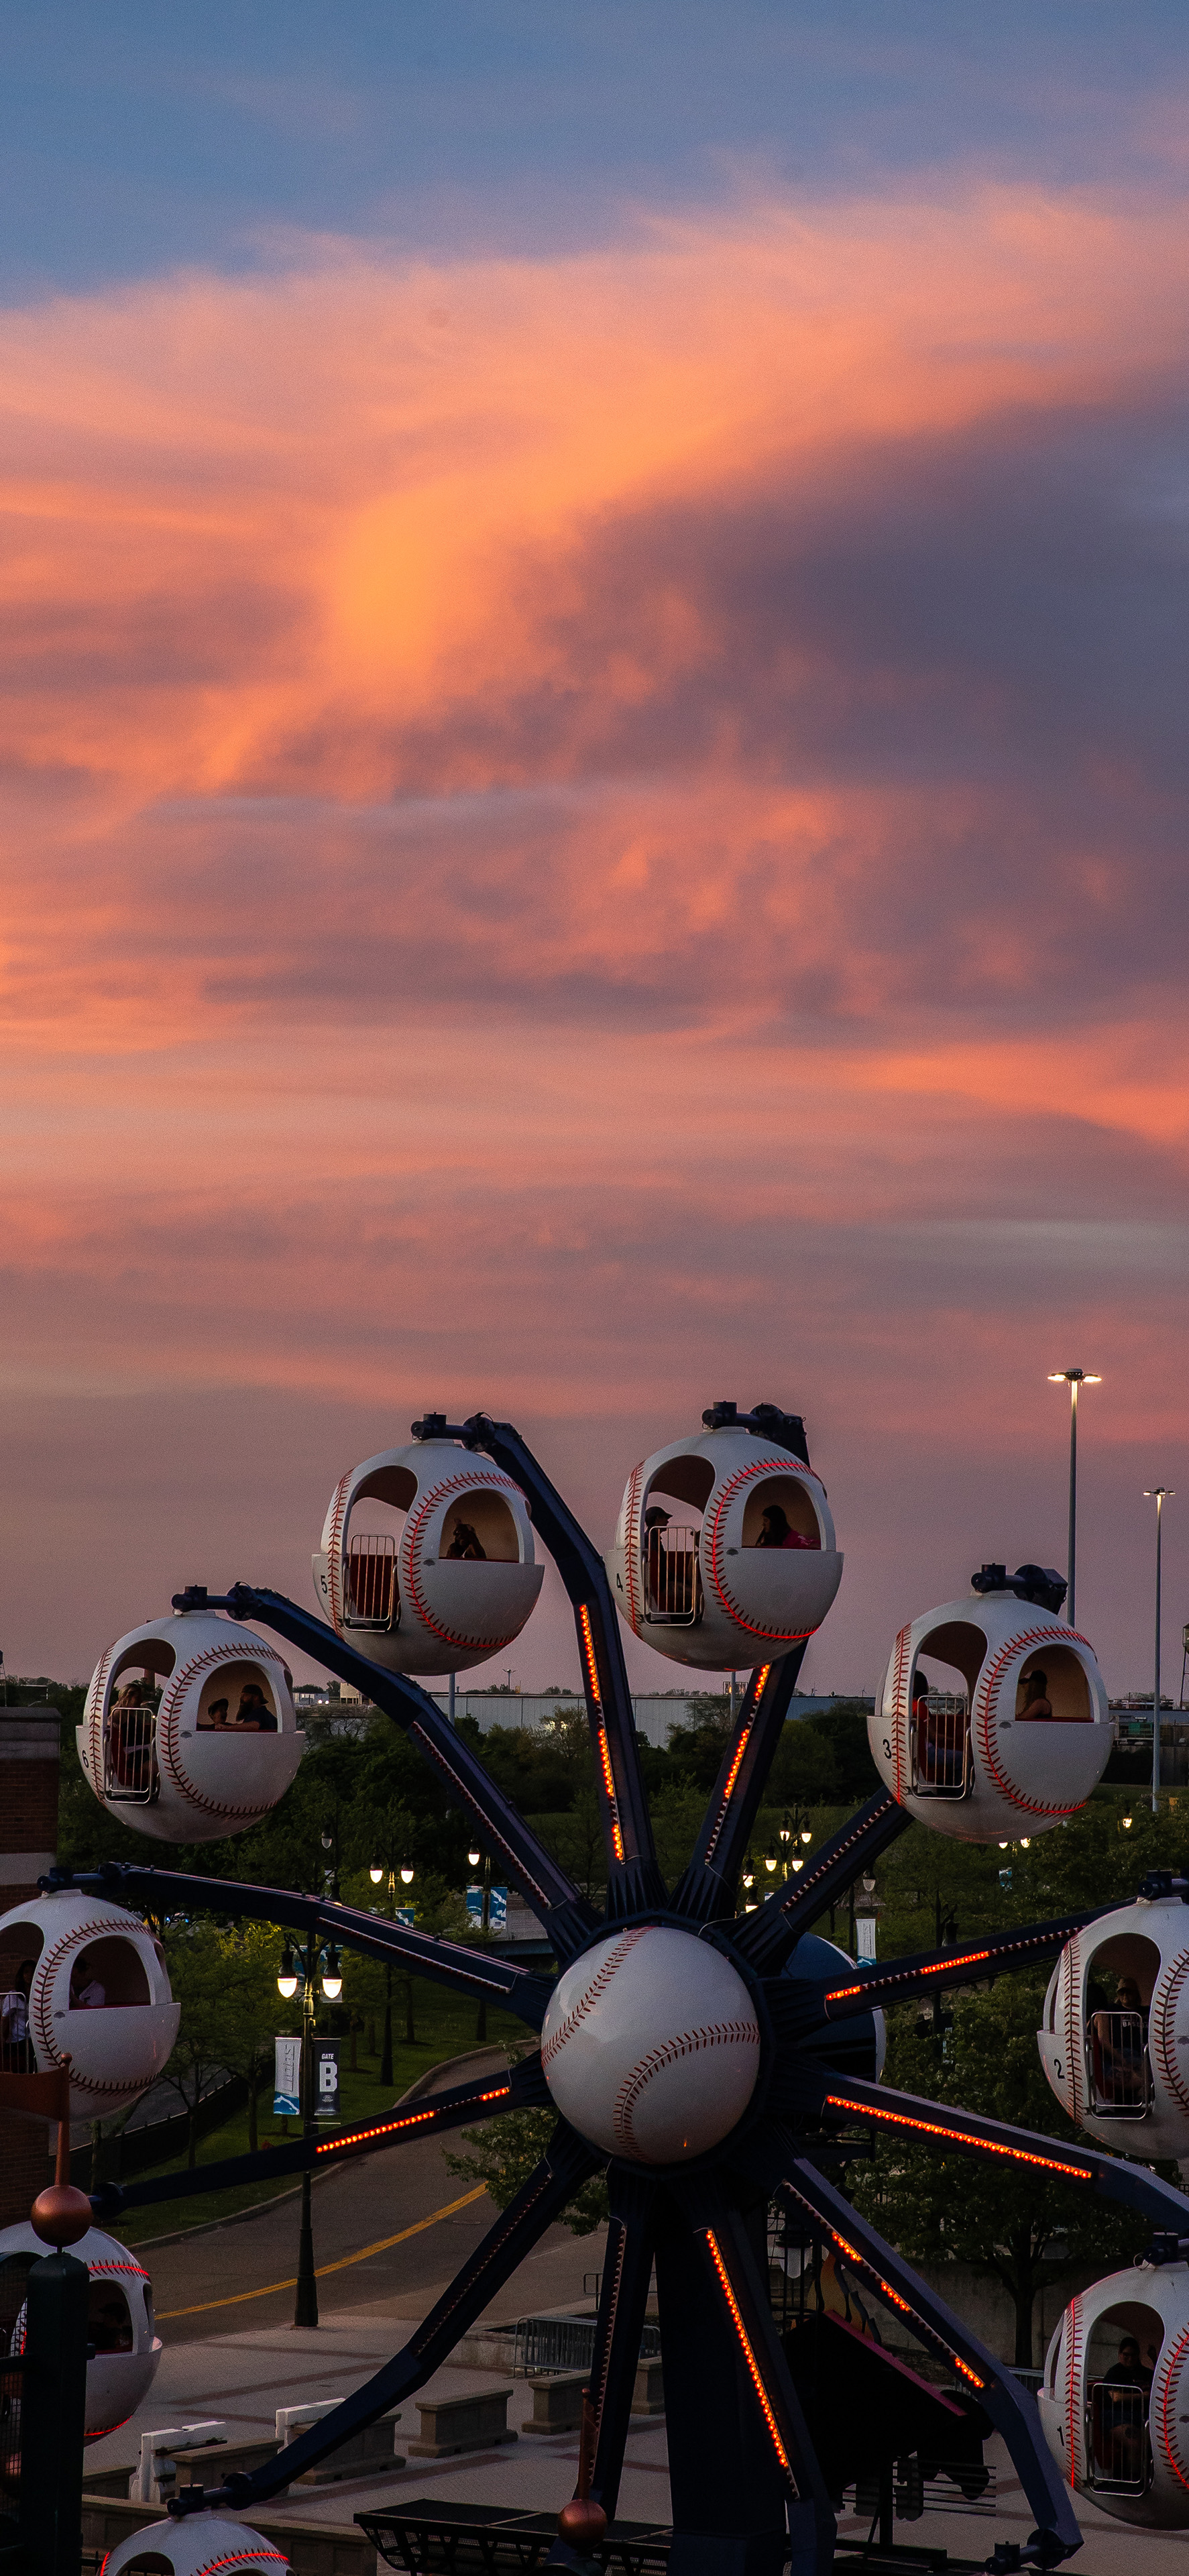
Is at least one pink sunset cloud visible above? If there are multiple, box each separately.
[1,180,1186,1693]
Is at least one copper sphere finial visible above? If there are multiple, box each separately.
[30,2182,92,2249]
[557,2498,608,2557]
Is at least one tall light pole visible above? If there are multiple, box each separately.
[1048,1368,1101,1628]
[1145,1488,1174,1814]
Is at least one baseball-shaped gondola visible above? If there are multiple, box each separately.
[311,1436,543,1676]
[0,1888,178,2117]
[0,2218,161,2438]
[78,1610,302,1843]
[1037,1894,1189,2155]
[868,1564,1111,1841]
[606,1413,841,1670]
[1039,2259,1189,2526]
[100,2516,291,2576]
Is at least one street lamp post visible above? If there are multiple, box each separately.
[1145,1488,1175,1815]
[295,1927,319,2329]
[1048,1369,1101,1630]
[467,1841,492,2041]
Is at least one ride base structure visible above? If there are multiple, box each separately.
[30,1403,1189,2575]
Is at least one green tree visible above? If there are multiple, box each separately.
[445,2106,610,2236]
[850,1974,1166,2365]
[206,1921,285,2153]
[160,1921,235,2166]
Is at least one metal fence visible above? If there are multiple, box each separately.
[0,2353,23,2522]
[1088,2379,1151,2494]
[911,1701,971,1799]
[1088,2011,1152,2116]
[643,1528,703,1626]
[512,2314,661,2376]
[345,1534,398,1631]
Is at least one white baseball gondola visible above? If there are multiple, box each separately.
[1039,2259,1189,2526]
[606,1423,842,1672]
[868,1566,1111,1842]
[1038,1895,1189,2156]
[99,2514,292,2576]
[311,1437,543,1677]
[0,2219,161,2439]
[78,1611,302,1844]
[0,1888,178,2118]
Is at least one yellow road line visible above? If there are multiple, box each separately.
[156,2186,489,2320]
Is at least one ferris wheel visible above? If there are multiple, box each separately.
[41,1400,1189,2573]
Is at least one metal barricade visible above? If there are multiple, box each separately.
[1087,2011,1151,2117]
[512,2314,661,2376]
[103,1703,158,1805]
[643,1527,703,1627]
[1088,2378,1151,2494]
[345,1534,398,1631]
[911,1698,971,1800]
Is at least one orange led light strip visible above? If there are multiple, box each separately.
[705,2229,794,2482]
[315,2088,510,2156]
[824,2093,1093,2182]
[817,2217,984,2388]
[579,1603,625,1863]
[722,1725,753,1805]
[825,1947,992,2004]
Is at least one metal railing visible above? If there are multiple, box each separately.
[643,1526,703,1626]
[345,1534,398,1631]
[102,1704,159,1805]
[848,2459,996,2522]
[911,1700,972,1800]
[512,2314,661,2376]
[1087,2011,1153,2118]
[0,2353,23,2518]
[1088,2379,1151,2494]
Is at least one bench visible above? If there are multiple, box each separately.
[525,2371,586,2433]
[406,2387,517,2457]
[276,2400,405,2484]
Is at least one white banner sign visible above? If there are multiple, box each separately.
[274,2033,301,2117]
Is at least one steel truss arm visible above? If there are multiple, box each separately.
[197,1582,598,1960]
[776,2159,1082,2567]
[671,1647,809,1925]
[44,1863,553,2029]
[430,1415,665,1917]
[732,1790,911,1974]
[93,2055,549,2221]
[813,1911,1107,2026]
[547,2168,660,2565]
[677,2182,836,2575]
[789,2065,1189,2233]
[176,2122,602,2516]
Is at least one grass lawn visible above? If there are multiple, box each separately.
[112,1987,525,2246]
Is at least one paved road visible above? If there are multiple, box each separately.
[141,2049,530,2348]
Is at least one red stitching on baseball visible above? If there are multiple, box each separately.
[1066,2294,1082,2485]
[973,1626,1098,1818]
[402,1469,528,1650]
[889,1623,913,1805]
[86,1650,113,1786]
[156,1642,289,1819]
[613,2017,760,2155]
[541,1931,650,2074]
[1062,1934,1083,2131]
[1153,1951,1189,2116]
[325,1470,354,1639]
[1159,2326,1189,2493]
[704,1458,825,1644]
[623,1461,644,1637]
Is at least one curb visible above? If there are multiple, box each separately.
[125,2045,510,2251]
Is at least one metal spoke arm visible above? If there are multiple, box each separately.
[420,1415,665,1917]
[93,2056,549,2221]
[176,2123,602,2515]
[811,1909,1107,2028]
[671,1648,809,1925]
[732,1790,911,1974]
[669,2176,836,2571]
[180,1582,598,1958]
[577,2171,659,2527]
[789,2065,1189,2233]
[44,1863,553,2028]
[776,2158,1082,2566]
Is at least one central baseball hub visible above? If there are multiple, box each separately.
[540,1925,761,2165]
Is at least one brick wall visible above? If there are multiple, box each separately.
[0,1709,62,2224]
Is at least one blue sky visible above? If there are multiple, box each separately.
[3,3,1186,292]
